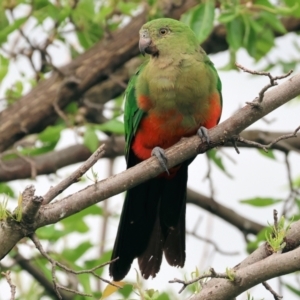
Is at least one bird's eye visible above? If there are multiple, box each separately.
[159,28,168,35]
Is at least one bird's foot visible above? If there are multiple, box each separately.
[197,126,210,144]
[151,147,169,175]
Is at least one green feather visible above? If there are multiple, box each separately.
[123,64,145,161]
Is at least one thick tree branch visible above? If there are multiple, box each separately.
[0,71,299,260]
[1,129,299,182]
[186,189,264,235]
[190,220,300,300]
[0,136,124,181]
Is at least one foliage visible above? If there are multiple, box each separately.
[265,216,292,252]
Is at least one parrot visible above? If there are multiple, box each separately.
[109,18,222,281]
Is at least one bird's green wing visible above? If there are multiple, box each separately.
[124,64,146,162]
[207,57,223,111]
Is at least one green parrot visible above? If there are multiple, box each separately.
[109,18,222,281]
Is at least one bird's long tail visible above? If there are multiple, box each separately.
[109,159,188,281]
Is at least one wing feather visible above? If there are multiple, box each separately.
[124,64,146,162]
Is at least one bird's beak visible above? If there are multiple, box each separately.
[139,30,152,56]
[139,30,159,57]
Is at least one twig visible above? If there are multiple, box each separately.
[262,281,283,300]
[52,102,72,127]
[186,230,239,256]
[273,209,279,232]
[169,267,232,294]
[30,234,120,299]
[237,125,300,152]
[1,271,16,300]
[13,252,73,300]
[0,148,37,178]
[109,74,127,89]
[281,153,300,216]
[43,144,105,204]
[231,137,240,154]
[236,63,293,104]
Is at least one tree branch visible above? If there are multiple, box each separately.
[1,129,299,182]
[0,136,124,181]
[188,211,300,299]
[190,220,300,299]
[186,189,264,235]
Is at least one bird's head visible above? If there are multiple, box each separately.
[139,18,199,58]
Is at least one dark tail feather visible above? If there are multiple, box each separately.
[109,178,163,281]
[160,162,188,267]
[138,162,188,276]
[163,202,186,267]
[110,156,189,281]
[138,213,164,279]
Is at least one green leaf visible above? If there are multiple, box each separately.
[226,17,244,51]
[254,28,274,60]
[260,11,286,34]
[62,241,93,262]
[95,119,125,135]
[0,17,27,44]
[32,257,52,281]
[117,1,139,15]
[156,293,171,300]
[77,273,92,295]
[207,149,232,178]
[258,149,276,160]
[0,54,9,82]
[248,17,264,34]
[61,205,102,233]
[117,283,133,298]
[285,283,300,296]
[32,0,50,10]
[84,250,112,273]
[72,0,103,49]
[240,197,282,207]
[218,11,237,23]
[246,227,269,253]
[84,126,99,152]
[283,0,300,17]
[244,27,257,58]
[61,215,89,234]
[65,102,78,114]
[0,183,15,197]
[20,144,56,156]
[183,1,215,43]
[36,225,66,241]
[0,9,9,30]
[76,0,95,17]
[38,125,63,144]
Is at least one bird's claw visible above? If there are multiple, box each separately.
[197,126,210,144]
[151,147,170,175]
